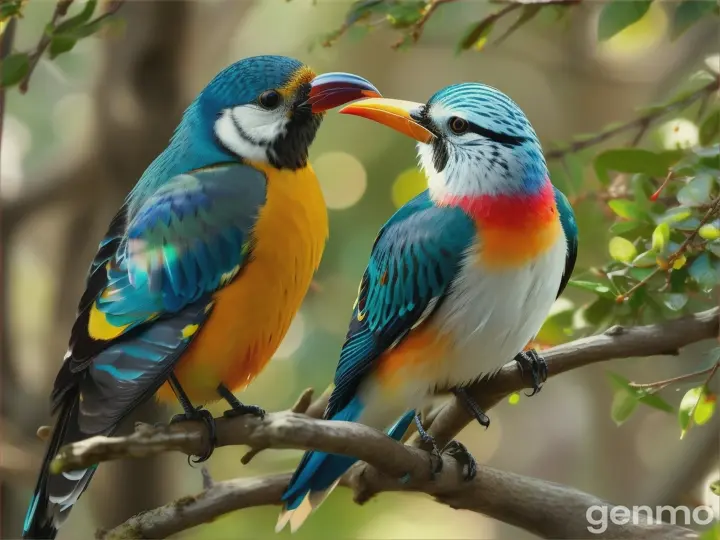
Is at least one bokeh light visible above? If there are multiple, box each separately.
[273,312,306,360]
[0,115,32,199]
[314,151,367,210]
[392,167,427,209]
[659,118,699,150]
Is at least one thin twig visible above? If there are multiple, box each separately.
[629,361,720,390]
[546,74,720,160]
[391,0,457,49]
[18,0,73,94]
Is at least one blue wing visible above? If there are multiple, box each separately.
[324,191,476,419]
[55,163,267,430]
[553,186,577,298]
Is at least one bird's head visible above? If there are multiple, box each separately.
[190,55,380,170]
[340,83,547,199]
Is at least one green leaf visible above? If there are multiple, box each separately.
[48,35,78,59]
[611,388,638,425]
[699,222,720,240]
[710,480,720,496]
[629,266,655,281]
[494,4,542,45]
[700,522,720,540]
[632,250,657,268]
[694,391,716,425]
[656,207,693,224]
[679,386,710,438]
[671,0,717,40]
[608,199,642,220]
[508,392,520,405]
[707,240,720,257]
[607,371,674,415]
[638,391,675,413]
[689,253,720,290]
[457,17,495,52]
[0,52,29,88]
[663,293,688,311]
[343,0,387,25]
[59,16,113,40]
[651,222,670,253]
[609,236,637,263]
[567,279,615,298]
[0,0,24,20]
[594,149,680,185]
[386,1,424,28]
[597,0,653,41]
[609,221,643,235]
[676,173,715,206]
[582,297,616,326]
[700,110,720,146]
[54,0,97,34]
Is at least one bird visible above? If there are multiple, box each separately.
[276,82,578,532]
[22,55,382,540]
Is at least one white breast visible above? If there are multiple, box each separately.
[431,231,567,388]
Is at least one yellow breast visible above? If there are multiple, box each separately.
[156,162,328,404]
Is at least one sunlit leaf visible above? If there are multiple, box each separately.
[597,0,653,41]
[710,480,720,496]
[699,222,720,240]
[700,110,720,146]
[567,280,615,298]
[609,236,637,263]
[676,173,715,206]
[651,222,670,253]
[457,17,495,52]
[672,254,687,270]
[694,391,716,425]
[656,207,693,224]
[508,392,520,405]
[671,0,717,40]
[663,293,688,311]
[608,199,642,220]
[0,52,29,88]
[699,522,720,540]
[678,386,702,438]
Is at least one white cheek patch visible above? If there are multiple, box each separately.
[213,105,289,162]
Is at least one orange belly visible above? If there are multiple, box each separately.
[156,162,328,404]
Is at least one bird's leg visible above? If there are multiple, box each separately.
[414,412,443,477]
[442,440,477,481]
[452,387,491,429]
[167,373,217,464]
[514,348,548,397]
[217,383,265,419]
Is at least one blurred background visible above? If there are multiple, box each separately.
[1,1,719,538]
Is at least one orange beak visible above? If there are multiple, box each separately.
[339,98,435,143]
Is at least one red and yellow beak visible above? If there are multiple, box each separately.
[307,72,382,113]
[339,98,435,143]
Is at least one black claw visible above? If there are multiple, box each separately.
[442,440,477,481]
[514,348,548,397]
[414,413,443,478]
[453,387,491,429]
[170,407,217,463]
[222,404,266,419]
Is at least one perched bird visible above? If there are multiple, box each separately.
[23,55,381,540]
[277,83,578,532]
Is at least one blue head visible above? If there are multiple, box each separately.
[340,82,548,199]
[137,55,380,196]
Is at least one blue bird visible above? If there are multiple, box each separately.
[22,55,380,539]
[277,83,578,531]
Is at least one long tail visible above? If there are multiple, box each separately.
[276,400,414,533]
[23,390,99,539]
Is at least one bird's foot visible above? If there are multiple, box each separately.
[414,413,443,478]
[442,440,477,481]
[452,387,491,429]
[514,348,548,397]
[169,407,217,464]
[222,403,266,419]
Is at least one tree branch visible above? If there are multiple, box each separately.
[47,307,718,539]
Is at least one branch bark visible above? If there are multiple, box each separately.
[48,307,718,539]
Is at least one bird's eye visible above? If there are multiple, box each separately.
[258,90,281,109]
[448,116,468,134]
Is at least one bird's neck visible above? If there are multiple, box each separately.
[437,178,558,230]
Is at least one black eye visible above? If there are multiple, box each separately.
[448,116,468,134]
[258,90,281,109]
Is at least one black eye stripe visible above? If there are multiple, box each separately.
[467,123,527,146]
